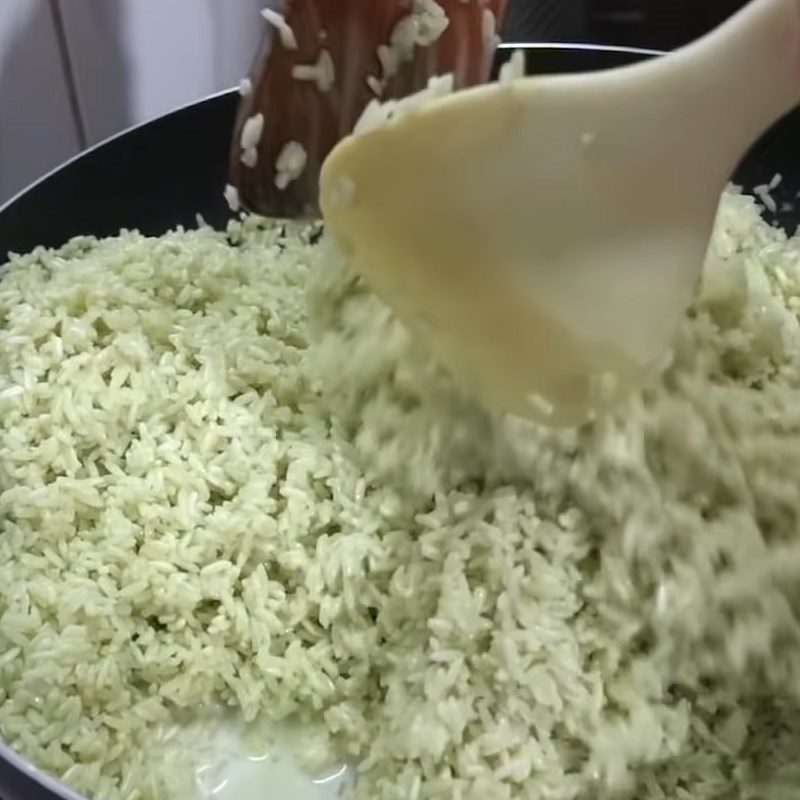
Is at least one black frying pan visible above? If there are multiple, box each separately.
[0,42,798,800]
[1,43,798,270]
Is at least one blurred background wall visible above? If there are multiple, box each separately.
[0,0,752,204]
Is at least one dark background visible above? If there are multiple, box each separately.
[506,0,750,49]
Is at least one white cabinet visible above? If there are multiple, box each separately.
[0,0,81,202]
[0,1,267,203]
[58,0,266,144]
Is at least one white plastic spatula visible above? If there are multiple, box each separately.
[319,0,800,427]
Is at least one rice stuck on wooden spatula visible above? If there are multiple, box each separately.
[227,0,507,217]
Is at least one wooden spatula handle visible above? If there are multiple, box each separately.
[649,0,800,178]
[229,0,507,217]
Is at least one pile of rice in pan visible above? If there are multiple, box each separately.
[2,190,800,799]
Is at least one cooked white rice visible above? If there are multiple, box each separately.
[275,142,308,191]
[261,8,299,52]
[499,49,526,84]
[240,113,265,152]
[292,50,335,93]
[376,0,450,87]
[223,184,241,212]
[2,192,800,800]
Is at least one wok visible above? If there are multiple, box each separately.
[0,42,798,800]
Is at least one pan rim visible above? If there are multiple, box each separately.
[0,86,235,221]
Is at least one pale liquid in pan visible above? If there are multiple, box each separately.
[172,719,354,800]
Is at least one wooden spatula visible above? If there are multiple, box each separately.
[229,0,507,217]
[321,0,800,426]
